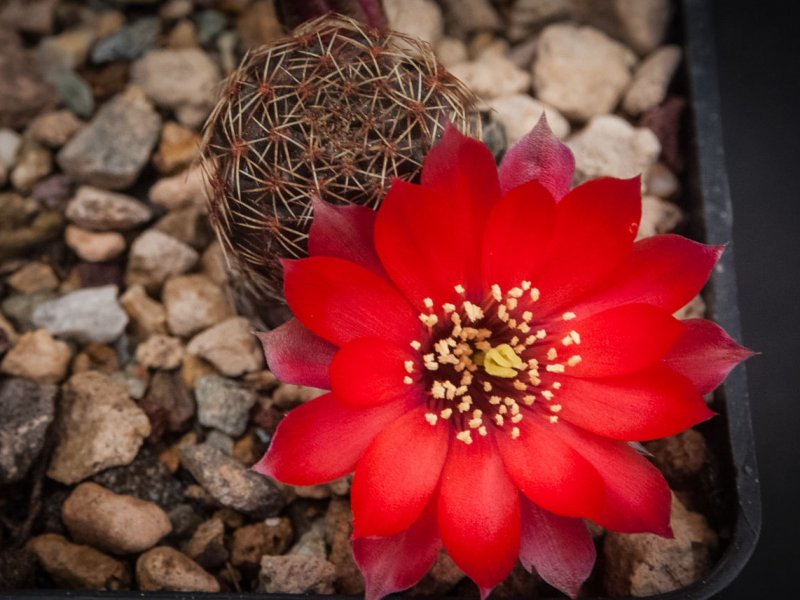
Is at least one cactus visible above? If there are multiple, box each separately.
[201,14,480,306]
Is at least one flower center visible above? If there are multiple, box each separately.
[405,282,585,445]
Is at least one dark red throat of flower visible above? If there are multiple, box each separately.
[407,281,583,445]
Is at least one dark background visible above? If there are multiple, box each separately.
[713,0,800,596]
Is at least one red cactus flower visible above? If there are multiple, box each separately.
[253,119,751,598]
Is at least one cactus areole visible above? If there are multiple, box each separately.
[201,14,480,302]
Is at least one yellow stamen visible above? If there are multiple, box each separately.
[482,343,525,378]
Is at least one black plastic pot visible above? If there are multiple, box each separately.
[0,0,759,599]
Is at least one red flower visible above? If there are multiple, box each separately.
[254,119,751,598]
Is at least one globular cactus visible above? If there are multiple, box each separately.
[201,14,480,307]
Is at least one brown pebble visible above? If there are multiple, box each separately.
[136,546,220,592]
[232,518,294,567]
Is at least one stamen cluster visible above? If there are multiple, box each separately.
[405,282,585,444]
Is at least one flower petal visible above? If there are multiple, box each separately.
[570,235,724,317]
[482,180,558,291]
[499,115,576,200]
[421,123,501,207]
[519,497,596,599]
[496,413,604,519]
[375,179,485,309]
[562,304,686,378]
[558,422,673,536]
[354,496,441,600]
[352,406,449,537]
[283,256,422,346]
[438,433,520,590]
[255,318,336,389]
[557,365,715,441]
[531,177,641,316]
[308,196,384,275]
[331,337,420,408]
[253,392,417,485]
[662,319,753,394]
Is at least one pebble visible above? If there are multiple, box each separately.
[168,503,203,539]
[0,128,21,169]
[533,23,636,122]
[195,375,257,437]
[0,377,56,484]
[259,555,337,594]
[487,94,570,144]
[139,371,196,439]
[604,495,718,595]
[0,329,72,383]
[26,533,130,590]
[624,46,682,116]
[7,262,59,294]
[27,110,86,148]
[232,518,294,567]
[2,291,57,332]
[181,352,217,389]
[186,317,263,377]
[508,0,572,40]
[92,448,184,510]
[11,139,52,192]
[131,49,221,129]
[646,429,711,484]
[32,173,71,208]
[126,230,199,293]
[271,383,327,409]
[580,0,671,55]
[163,274,233,337]
[201,241,229,286]
[154,207,213,250]
[32,285,129,344]
[149,165,210,211]
[434,37,468,69]
[567,114,661,183]
[91,17,161,64]
[673,294,706,321]
[384,0,444,48]
[0,29,57,129]
[66,186,152,231]
[47,371,151,484]
[167,19,199,49]
[153,121,200,174]
[62,482,171,554]
[440,0,501,35]
[136,333,184,370]
[136,546,220,592]
[35,26,95,72]
[43,68,95,119]
[183,517,228,569]
[288,519,327,558]
[413,550,465,594]
[120,284,168,336]
[57,87,162,190]
[65,225,126,262]
[0,0,57,35]
[205,430,234,455]
[638,196,683,239]
[325,497,364,594]
[180,443,285,518]
[645,162,680,199]
[0,310,17,345]
[236,1,282,50]
[450,54,531,100]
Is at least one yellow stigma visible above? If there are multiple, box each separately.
[478,343,525,378]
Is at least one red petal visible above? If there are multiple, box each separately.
[531,177,641,316]
[255,318,336,389]
[283,256,422,346]
[352,406,449,537]
[558,422,673,535]
[662,319,753,394]
[354,496,441,600]
[557,365,715,441]
[331,337,419,408]
[496,413,604,518]
[563,304,686,378]
[308,196,385,275]
[253,392,417,485]
[421,123,501,207]
[375,179,486,308]
[571,235,723,317]
[438,434,520,590]
[482,180,558,291]
[519,497,596,599]
[499,115,576,201]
